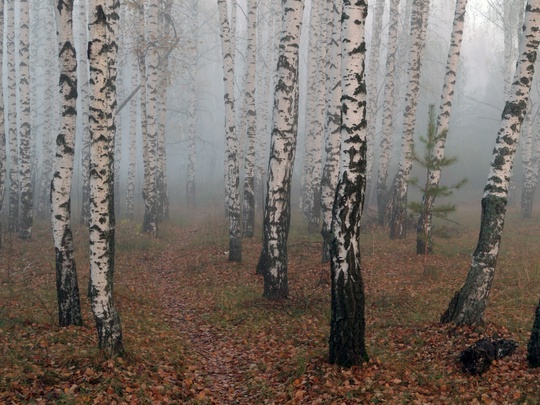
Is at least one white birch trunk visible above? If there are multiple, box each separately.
[388,0,430,240]
[52,0,82,327]
[6,0,18,233]
[88,0,123,356]
[186,0,198,207]
[320,0,341,263]
[218,0,242,262]
[442,0,540,326]
[365,0,385,207]
[256,0,304,299]
[242,0,257,238]
[376,0,400,226]
[0,2,5,220]
[125,51,138,220]
[78,0,91,225]
[142,0,159,236]
[301,0,325,232]
[416,0,467,253]
[329,0,369,368]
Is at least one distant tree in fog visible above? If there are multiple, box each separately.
[142,0,160,236]
[376,0,400,227]
[242,0,257,238]
[441,0,540,326]
[51,0,82,327]
[301,0,326,233]
[257,0,305,299]
[520,103,540,218]
[416,0,468,255]
[217,0,242,262]
[388,0,430,240]
[329,0,369,368]
[0,1,5,232]
[6,0,18,233]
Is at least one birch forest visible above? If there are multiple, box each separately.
[5,0,540,402]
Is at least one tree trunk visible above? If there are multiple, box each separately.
[376,0,400,226]
[0,1,5,219]
[186,0,198,207]
[256,0,305,299]
[441,0,540,326]
[142,0,159,236]
[416,0,467,254]
[527,297,540,367]
[125,51,138,220]
[218,0,242,262]
[52,0,82,327]
[320,0,341,263]
[389,0,430,240]
[87,0,123,356]
[6,0,18,234]
[329,0,369,368]
[521,103,540,218]
[242,0,257,238]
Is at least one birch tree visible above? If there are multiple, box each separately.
[320,0,341,263]
[256,0,305,299]
[16,0,32,239]
[142,0,160,236]
[329,0,369,368]
[0,1,5,227]
[6,0,18,233]
[415,0,467,253]
[520,104,540,218]
[218,0,242,262]
[388,0,430,239]
[301,0,326,232]
[186,0,198,207]
[376,0,400,226]
[242,0,257,238]
[52,0,82,327]
[88,0,123,356]
[441,0,540,326]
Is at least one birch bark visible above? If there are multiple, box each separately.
[441,0,540,326]
[256,0,305,299]
[52,0,82,327]
[88,0,123,355]
[218,0,242,262]
[320,0,341,263]
[0,2,4,222]
[329,0,369,368]
[388,0,429,240]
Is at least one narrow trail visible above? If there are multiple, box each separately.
[152,224,262,404]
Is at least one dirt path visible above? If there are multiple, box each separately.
[153,226,260,404]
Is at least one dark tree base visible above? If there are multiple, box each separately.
[527,300,540,367]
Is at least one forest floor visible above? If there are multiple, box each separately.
[2,203,540,404]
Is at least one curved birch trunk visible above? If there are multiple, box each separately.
[256,0,305,299]
[142,1,159,236]
[218,0,242,262]
[441,0,540,326]
[376,0,400,226]
[329,0,369,368]
[388,0,429,240]
[320,0,341,263]
[416,0,467,254]
[88,1,123,356]
[52,0,82,327]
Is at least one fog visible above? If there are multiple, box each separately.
[0,0,535,224]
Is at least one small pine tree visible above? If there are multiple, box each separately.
[409,104,467,259]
